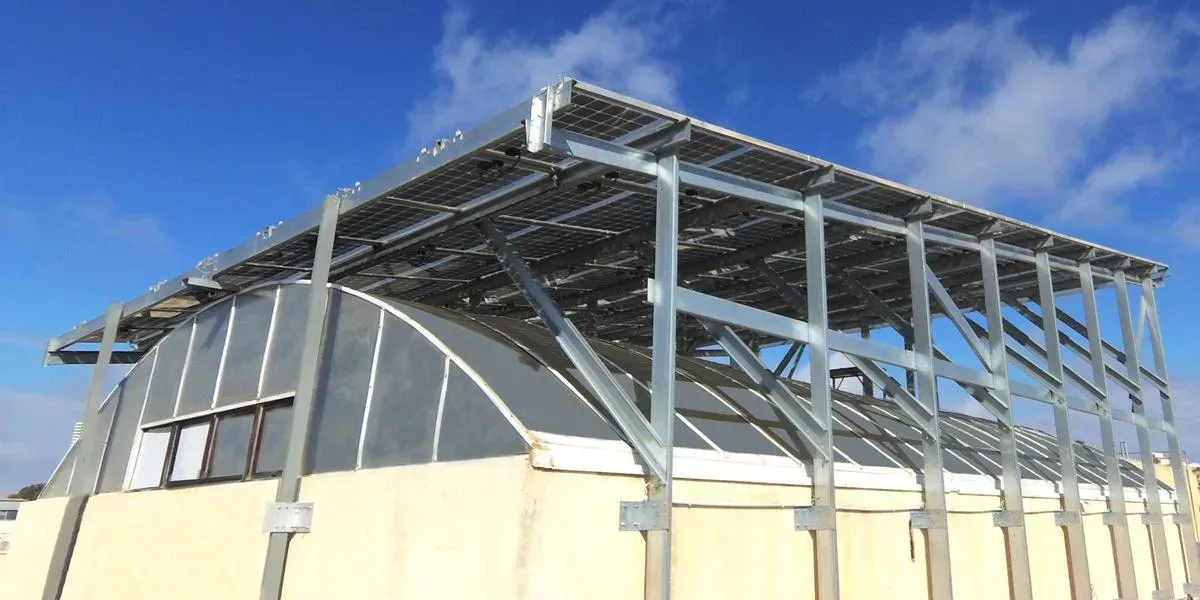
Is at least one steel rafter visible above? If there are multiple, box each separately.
[1142,276,1200,593]
[1078,261,1140,597]
[1114,271,1175,597]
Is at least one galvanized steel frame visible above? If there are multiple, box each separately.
[536,113,1196,599]
[39,80,1198,600]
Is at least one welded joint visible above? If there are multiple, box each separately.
[905,196,936,221]
[619,500,668,531]
[1054,511,1082,527]
[910,510,947,530]
[651,119,693,156]
[795,506,836,531]
[992,510,1024,528]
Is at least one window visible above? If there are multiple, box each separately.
[129,397,293,490]
[0,509,17,521]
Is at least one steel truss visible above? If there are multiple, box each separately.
[45,81,1196,600]
[530,106,1196,599]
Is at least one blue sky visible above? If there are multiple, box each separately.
[2,0,1199,493]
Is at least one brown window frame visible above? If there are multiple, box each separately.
[150,396,293,490]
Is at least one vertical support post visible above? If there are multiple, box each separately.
[1142,276,1199,592]
[905,219,954,600]
[806,194,841,600]
[69,302,124,496]
[646,145,679,600]
[42,302,122,600]
[259,193,342,600]
[860,326,874,398]
[979,239,1034,600]
[1035,252,1093,600]
[1114,270,1175,598]
[1080,262,1140,598]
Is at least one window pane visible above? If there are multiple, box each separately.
[209,413,253,478]
[255,404,292,475]
[130,427,172,489]
[169,422,210,482]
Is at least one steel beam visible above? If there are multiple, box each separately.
[773,341,804,377]
[703,323,828,459]
[924,266,990,366]
[837,271,1008,422]
[260,194,342,600]
[1049,301,1169,394]
[42,302,122,600]
[802,193,841,600]
[1034,251,1093,599]
[1114,271,1176,597]
[979,237,1035,600]
[1141,277,1200,592]
[44,349,143,366]
[546,129,1131,283]
[645,141,682,600]
[906,219,954,600]
[481,221,667,481]
[1079,262,1140,598]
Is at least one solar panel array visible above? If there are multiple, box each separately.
[55,80,1165,354]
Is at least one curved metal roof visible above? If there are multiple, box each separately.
[42,282,1159,497]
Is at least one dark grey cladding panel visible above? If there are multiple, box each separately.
[217,287,276,405]
[143,321,191,424]
[262,284,309,398]
[361,316,445,468]
[383,300,619,441]
[97,353,155,492]
[305,293,380,474]
[436,363,526,461]
[177,300,232,415]
[41,444,78,498]
[673,380,783,456]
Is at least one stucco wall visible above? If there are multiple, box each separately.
[1,459,1190,600]
[0,497,71,599]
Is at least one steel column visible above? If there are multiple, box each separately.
[1080,262,1140,598]
[259,193,342,600]
[42,302,122,600]
[646,144,680,600]
[979,238,1034,600]
[1034,251,1093,600]
[805,193,841,600]
[906,219,954,600]
[1141,276,1199,593]
[1114,270,1175,598]
[69,302,124,496]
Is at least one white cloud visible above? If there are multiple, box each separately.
[814,9,1193,224]
[0,385,84,494]
[1058,148,1171,224]
[1170,200,1200,251]
[406,6,681,150]
[61,197,170,251]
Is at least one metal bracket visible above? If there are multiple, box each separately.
[910,510,947,530]
[263,502,314,533]
[1174,513,1188,526]
[1142,513,1162,526]
[1150,590,1172,600]
[619,500,668,532]
[992,510,1023,528]
[1102,513,1119,527]
[525,84,560,153]
[1184,581,1200,594]
[794,506,836,531]
[1054,511,1082,527]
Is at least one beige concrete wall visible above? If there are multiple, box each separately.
[0,497,70,599]
[0,458,1190,600]
[59,480,276,600]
